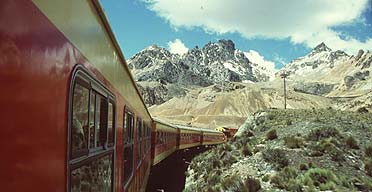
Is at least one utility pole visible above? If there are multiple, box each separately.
[280,72,289,109]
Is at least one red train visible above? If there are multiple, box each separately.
[0,1,226,192]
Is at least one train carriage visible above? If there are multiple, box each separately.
[0,0,152,191]
[202,129,226,145]
[0,1,226,191]
[151,120,178,165]
[177,126,203,150]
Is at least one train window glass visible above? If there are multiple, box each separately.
[123,109,134,187]
[71,82,89,157]
[107,102,114,147]
[94,94,108,149]
[70,154,113,192]
[89,93,96,148]
[95,95,102,147]
[137,118,142,165]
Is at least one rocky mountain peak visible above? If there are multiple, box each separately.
[312,42,332,53]
[217,39,235,52]
[128,40,274,90]
[148,44,160,50]
[279,43,350,78]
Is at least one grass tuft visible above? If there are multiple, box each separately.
[266,129,278,140]
[263,148,289,169]
[345,135,359,149]
[284,135,305,148]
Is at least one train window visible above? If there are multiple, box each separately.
[94,94,108,148]
[69,69,115,192]
[123,109,134,188]
[107,101,114,147]
[70,154,113,192]
[71,81,89,157]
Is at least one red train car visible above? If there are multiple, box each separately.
[0,0,152,191]
[151,120,178,165]
[0,1,226,191]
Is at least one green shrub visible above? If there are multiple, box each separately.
[220,174,246,192]
[360,177,372,190]
[345,135,359,149]
[241,144,253,157]
[339,176,353,188]
[245,130,254,137]
[307,127,341,141]
[207,172,220,185]
[286,119,293,126]
[284,135,305,148]
[262,174,270,182]
[313,138,345,162]
[263,148,289,169]
[365,144,372,157]
[270,167,300,190]
[287,179,302,192]
[302,168,338,190]
[266,129,278,140]
[308,162,316,169]
[244,177,261,192]
[220,151,238,166]
[366,158,372,177]
[300,163,308,171]
[222,143,233,151]
[212,158,221,168]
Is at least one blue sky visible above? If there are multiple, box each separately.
[101,0,372,69]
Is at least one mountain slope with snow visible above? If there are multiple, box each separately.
[278,43,372,97]
[128,40,275,88]
[278,43,350,82]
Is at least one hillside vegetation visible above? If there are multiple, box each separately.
[184,108,372,191]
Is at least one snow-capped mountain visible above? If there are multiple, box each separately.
[278,42,372,98]
[128,40,273,87]
[244,50,276,81]
[279,42,350,79]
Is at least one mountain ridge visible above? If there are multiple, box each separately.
[128,39,275,87]
[128,40,372,128]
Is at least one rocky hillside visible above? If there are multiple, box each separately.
[184,109,372,191]
[149,82,332,129]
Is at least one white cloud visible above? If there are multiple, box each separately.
[273,53,288,68]
[244,50,276,72]
[167,39,189,55]
[143,0,372,54]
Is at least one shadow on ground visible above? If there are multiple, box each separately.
[146,146,211,192]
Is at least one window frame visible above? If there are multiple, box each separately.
[123,106,135,190]
[67,66,116,192]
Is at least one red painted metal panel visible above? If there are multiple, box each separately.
[0,1,127,191]
[0,1,74,191]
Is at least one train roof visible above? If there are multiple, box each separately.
[153,118,223,133]
[201,129,223,134]
[153,118,178,128]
